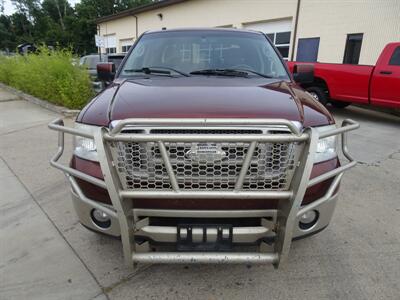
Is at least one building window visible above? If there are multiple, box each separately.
[343,33,363,64]
[266,31,291,59]
[104,35,116,53]
[296,37,320,62]
[121,45,132,53]
[389,47,400,66]
[106,47,117,54]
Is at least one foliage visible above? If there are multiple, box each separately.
[0,0,153,54]
[0,47,94,109]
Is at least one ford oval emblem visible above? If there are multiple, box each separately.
[185,143,226,162]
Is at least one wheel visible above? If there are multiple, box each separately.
[306,86,328,106]
[330,100,351,108]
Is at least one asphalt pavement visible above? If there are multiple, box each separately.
[0,87,399,300]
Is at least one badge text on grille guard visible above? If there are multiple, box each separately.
[185,143,227,162]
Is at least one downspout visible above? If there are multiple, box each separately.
[97,24,101,59]
[291,0,301,61]
[133,15,139,39]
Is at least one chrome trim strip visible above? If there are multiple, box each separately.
[110,118,302,136]
[103,133,309,143]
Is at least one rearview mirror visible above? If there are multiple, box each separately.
[292,64,314,84]
[97,62,115,82]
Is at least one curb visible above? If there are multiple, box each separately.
[0,83,81,117]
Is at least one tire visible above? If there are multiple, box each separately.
[306,86,328,106]
[330,100,351,108]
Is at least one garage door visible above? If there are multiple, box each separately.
[244,19,292,60]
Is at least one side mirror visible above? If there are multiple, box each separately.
[292,64,314,84]
[97,62,115,82]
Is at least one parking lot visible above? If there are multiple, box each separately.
[1,87,399,300]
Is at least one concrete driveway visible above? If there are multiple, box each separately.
[1,87,399,300]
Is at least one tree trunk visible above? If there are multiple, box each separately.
[54,0,65,31]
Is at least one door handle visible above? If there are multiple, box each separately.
[380,70,392,75]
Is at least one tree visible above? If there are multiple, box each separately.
[1,0,153,54]
[11,0,40,21]
[41,0,74,30]
[0,15,15,51]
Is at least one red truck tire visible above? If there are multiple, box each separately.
[330,100,351,108]
[307,86,351,108]
[306,86,328,105]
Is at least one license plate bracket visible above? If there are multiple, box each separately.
[177,224,233,251]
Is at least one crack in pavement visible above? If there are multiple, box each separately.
[102,264,154,295]
[0,98,22,103]
[356,149,400,167]
[0,120,55,137]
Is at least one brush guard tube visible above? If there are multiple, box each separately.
[49,118,359,268]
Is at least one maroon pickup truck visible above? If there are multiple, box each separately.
[288,43,400,109]
[49,28,358,268]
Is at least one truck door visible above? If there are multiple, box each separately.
[370,44,400,108]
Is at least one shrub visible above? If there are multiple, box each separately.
[0,48,94,109]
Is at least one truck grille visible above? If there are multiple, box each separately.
[110,131,299,191]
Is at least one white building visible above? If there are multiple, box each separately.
[97,0,400,65]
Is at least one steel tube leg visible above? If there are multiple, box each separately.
[94,128,135,266]
[274,127,319,267]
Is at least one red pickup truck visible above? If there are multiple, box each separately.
[288,43,400,109]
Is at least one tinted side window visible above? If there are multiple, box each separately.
[389,47,400,66]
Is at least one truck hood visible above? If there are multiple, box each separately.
[78,77,333,127]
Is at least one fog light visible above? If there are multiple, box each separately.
[91,209,111,229]
[299,210,319,230]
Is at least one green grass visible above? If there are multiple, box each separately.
[0,48,94,109]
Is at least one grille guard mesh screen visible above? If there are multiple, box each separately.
[110,140,301,191]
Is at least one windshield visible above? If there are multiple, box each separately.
[119,30,289,79]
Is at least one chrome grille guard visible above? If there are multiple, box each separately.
[48,118,359,268]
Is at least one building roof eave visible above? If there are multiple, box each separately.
[96,0,188,24]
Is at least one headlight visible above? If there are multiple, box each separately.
[74,123,99,161]
[314,125,337,163]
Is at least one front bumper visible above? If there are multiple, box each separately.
[49,118,358,267]
[70,187,339,240]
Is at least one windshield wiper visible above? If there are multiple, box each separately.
[190,69,247,77]
[124,67,190,77]
[226,68,273,78]
[190,68,272,78]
